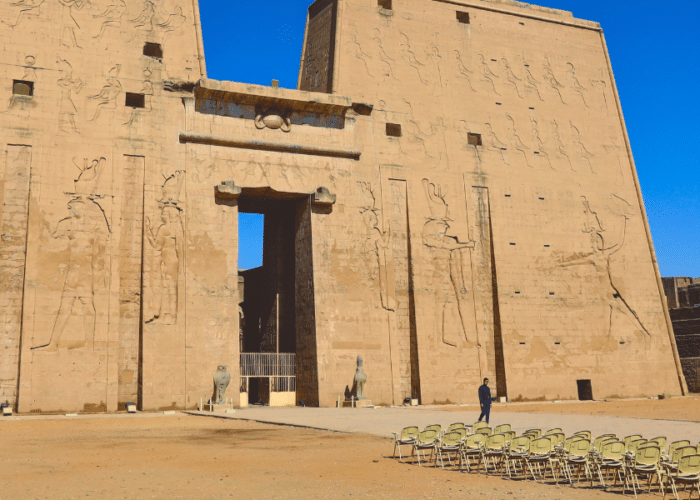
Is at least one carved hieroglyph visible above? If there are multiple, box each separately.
[421,179,475,347]
[559,196,650,341]
[33,158,110,351]
[146,171,184,325]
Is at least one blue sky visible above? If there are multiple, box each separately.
[199,0,700,276]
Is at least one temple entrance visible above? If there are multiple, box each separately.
[237,188,317,407]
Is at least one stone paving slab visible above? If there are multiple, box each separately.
[190,407,700,444]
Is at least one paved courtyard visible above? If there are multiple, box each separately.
[190,403,700,443]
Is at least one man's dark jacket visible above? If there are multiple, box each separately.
[478,384,492,407]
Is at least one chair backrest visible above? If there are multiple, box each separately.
[465,432,486,450]
[598,437,617,453]
[424,424,441,434]
[494,424,511,434]
[669,440,692,458]
[453,427,468,440]
[678,454,700,476]
[635,445,660,467]
[485,433,507,451]
[417,429,439,445]
[442,431,462,447]
[447,422,467,432]
[549,432,565,446]
[524,429,541,438]
[648,436,667,453]
[545,428,562,435]
[530,437,552,456]
[594,434,615,451]
[473,421,488,431]
[476,427,492,436]
[628,439,648,454]
[510,435,531,453]
[623,434,643,450]
[574,430,592,441]
[697,443,700,455]
[569,438,591,458]
[672,446,697,464]
[563,436,579,452]
[601,441,626,462]
[505,431,516,442]
[400,426,420,440]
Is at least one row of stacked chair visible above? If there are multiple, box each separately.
[392,423,700,500]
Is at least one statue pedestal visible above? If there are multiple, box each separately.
[342,399,373,408]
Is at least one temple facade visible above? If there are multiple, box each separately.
[0,0,686,412]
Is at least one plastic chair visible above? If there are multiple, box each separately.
[649,436,668,455]
[667,440,692,462]
[561,438,592,486]
[595,441,626,490]
[392,426,419,461]
[505,435,531,479]
[414,429,439,466]
[460,433,486,472]
[494,424,511,434]
[546,427,563,435]
[475,426,492,437]
[627,438,649,457]
[525,437,556,482]
[481,433,507,474]
[626,445,661,498]
[452,427,467,442]
[664,454,700,500]
[472,421,488,432]
[623,434,644,451]
[662,446,698,486]
[574,430,592,441]
[424,424,441,434]
[447,422,467,432]
[437,431,462,469]
[524,428,542,438]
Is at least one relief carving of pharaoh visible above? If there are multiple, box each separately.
[255,108,291,132]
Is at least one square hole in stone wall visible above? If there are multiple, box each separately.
[386,123,402,137]
[12,80,33,96]
[125,92,145,108]
[467,133,482,146]
[456,11,470,24]
[143,42,163,60]
[378,0,392,9]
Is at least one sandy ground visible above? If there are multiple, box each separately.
[0,413,670,500]
[434,396,700,421]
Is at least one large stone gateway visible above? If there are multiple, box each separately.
[0,0,687,412]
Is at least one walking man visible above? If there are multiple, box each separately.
[477,378,492,424]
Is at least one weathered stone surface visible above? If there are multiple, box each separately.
[0,0,685,412]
